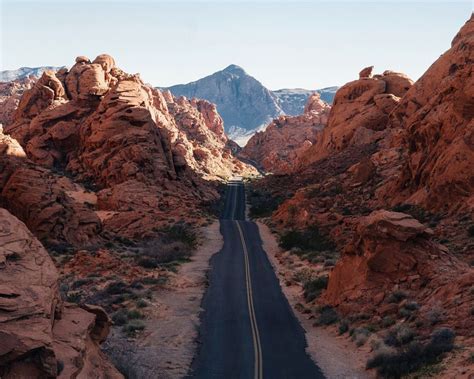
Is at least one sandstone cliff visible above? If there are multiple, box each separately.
[241,93,330,174]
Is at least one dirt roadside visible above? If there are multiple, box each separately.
[103,221,223,378]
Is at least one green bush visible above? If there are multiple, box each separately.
[386,290,407,304]
[127,309,144,320]
[122,320,145,336]
[338,320,349,335]
[112,309,128,326]
[279,226,335,252]
[303,276,328,302]
[136,299,148,308]
[247,189,285,218]
[318,306,339,325]
[367,328,455,378]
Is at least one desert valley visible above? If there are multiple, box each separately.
[0,6,473,379]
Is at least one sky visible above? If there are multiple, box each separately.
[1,1,472,89]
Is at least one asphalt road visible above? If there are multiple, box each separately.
[189,180,325,379]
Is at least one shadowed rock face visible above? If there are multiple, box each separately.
[241,93,331,174]
[0,208,122,378]
[323,210,473,333]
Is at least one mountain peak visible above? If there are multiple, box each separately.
[222,64,246,75]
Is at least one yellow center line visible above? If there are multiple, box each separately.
[236,220,263,379]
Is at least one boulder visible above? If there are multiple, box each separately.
[0,208,121,378]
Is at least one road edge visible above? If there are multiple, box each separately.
[256,221,371,379]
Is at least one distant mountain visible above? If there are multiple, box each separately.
[274,87,337,115]
[161,65,337,145]
[0,66,63,82]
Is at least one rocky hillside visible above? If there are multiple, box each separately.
[249,15,473,378]
[0,76,36,126]
[163,65,337,144]
[241,93,331,174]
[0,54,256,376]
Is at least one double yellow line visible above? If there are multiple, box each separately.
[236,220,263,379]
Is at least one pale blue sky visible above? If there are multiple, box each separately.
[1,1,472,89]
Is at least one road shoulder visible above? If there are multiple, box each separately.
[256,221,371,379]
[104,221,223,378]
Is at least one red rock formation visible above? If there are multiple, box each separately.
[381,15,474,213]
[0,130,101,247]
[0,208,121,378]
[298,69,413,167]
[323,210,472,333]
[241,93,330,173]
[4,54,256,240]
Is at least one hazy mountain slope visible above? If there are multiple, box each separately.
[164,65,283,142]
[162,65,337,145]
[0,66,63,81]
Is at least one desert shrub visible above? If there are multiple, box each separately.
[105,281,131,295]
[127,309,144,320]
[292,268,316,285]
[352,327,371,347]
[279,226,335,252]
[122,320,145,336]
[71,278,92,289]
[318,306,339,325]
[427,307,444,325]
[136,298,148,308]
[112,309,128,326]
[338,320,349,335]
[386,290,407,304]
[367,328,455,378]
[162,223,197,248]
[468,225,474,237]
[404,301,420,311]
[247,188,286,218]
[323,259,336,267]
[381,316,396,328]
[384,325,416,347]
[303,275,328,302]
[66,292,81,303]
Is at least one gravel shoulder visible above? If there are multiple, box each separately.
[103,221,223,378]
[257,221,372,379]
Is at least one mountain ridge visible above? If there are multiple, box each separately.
[160,65,337,145]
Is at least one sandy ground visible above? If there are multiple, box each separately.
[257,221,372,379]
[103,221,223,378]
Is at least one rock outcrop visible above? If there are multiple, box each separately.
[241,93,330,173]
[381,15,474,213]
[298,69,413,167]
[4,54,256,241]
[324,210,472,333]
[0,208,121,378]
[0,130,102,247]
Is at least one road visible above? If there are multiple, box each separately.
[189,180,325,379]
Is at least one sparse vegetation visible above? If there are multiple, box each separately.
[338,320,349,335]
[303,275,328,302]
[247,188,286,218]
[367,328,455,378]
[122,319,146,336]
[279,226,335,252]
[318,305,339,325]
[386,290,407,304]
